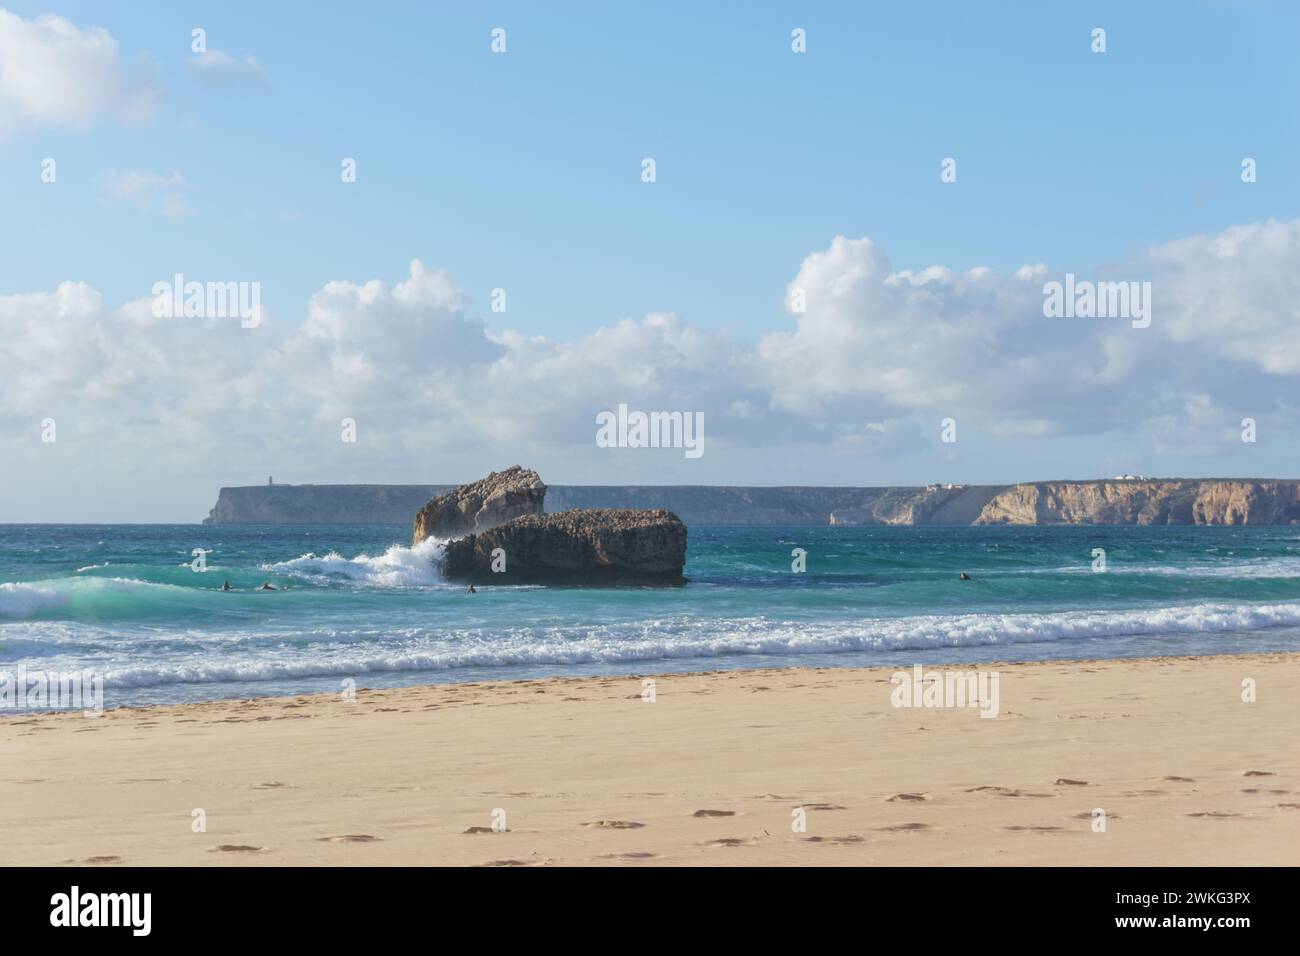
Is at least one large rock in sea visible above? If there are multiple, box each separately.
[412,466,546,544]
[442,509,687,585]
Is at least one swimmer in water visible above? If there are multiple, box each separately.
[221,581,233,591]
[959,572,971,581]
[259,582,277,591]
[467,584,477,594]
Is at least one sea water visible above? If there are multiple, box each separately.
[3,523,1300,709]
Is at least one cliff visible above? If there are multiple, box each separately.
[204,484,456,525]
[204,479,1300,526]
[973,480,1300,526]
[206,483,892,525]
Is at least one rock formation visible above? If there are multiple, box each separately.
[411,466,546,544]
[441,509,687,584]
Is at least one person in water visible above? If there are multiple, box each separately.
[259,582,277,591]
[221,581,233,591]
[467,585,477,594]
[959,572,971,581]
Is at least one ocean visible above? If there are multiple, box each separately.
[3,522,1300,710]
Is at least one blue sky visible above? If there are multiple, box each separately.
[1,2,1299,520]
[4,1,1295,335]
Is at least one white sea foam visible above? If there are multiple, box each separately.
[86,600,1300,689]
[1031,557,1300,578]
[262,539,445,587]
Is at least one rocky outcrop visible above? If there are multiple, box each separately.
[441,509,687,584]
[411,467,546,544]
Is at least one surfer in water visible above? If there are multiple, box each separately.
[221,581,233,591]
[259,582,278,591]
[467,585,477,594]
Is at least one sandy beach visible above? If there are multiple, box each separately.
[4,653,1298,866]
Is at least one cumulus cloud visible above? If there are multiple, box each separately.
[3,220,1298,518]
[0,9,157,138]
[1144,219,1300,374]
[760,237,1143,435]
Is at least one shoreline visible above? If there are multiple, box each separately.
[0,647,1285,715]
[2,646,1294,717]
[5,652,1299,866]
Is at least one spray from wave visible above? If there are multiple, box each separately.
[262,539,446,587]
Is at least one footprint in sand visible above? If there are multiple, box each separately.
[802,834,866,844]
[1004,825,1064,832]
[582,820,645,829]
[1242,788,1288,795]
[253,782,291,790]
[1187,811,1239,818]
[209,845,266,853]
[464,826,507,834]
[1244,770,1276,777]
[599,851,656,859]
[887,793,930,802]
[476,859,533,867]
[317,834,381,843]
[81,855,122,864]
[803,803,848,810]
[1164,776,1196,782]
[692,809,736,817]
[703,837,752,847]
[1072,811,1120,820]
[966,786,1053,798]
[878,822,932,832]
[1277,803,1300,810]
[1054,779,1089,786]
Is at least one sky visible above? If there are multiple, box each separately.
[1,1,1298,522]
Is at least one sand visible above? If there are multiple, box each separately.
[3,653,1298,866]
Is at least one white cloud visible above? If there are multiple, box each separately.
[1144,219,1300,374]
[758,236,1114,431]
[188,50,266,87]
[3,220,1299,519]
[0,9,157,138]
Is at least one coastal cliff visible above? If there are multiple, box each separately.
[973,480,1300,525]
[204,479,1300,526]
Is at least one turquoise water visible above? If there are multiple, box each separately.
[3,523,1300,709]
